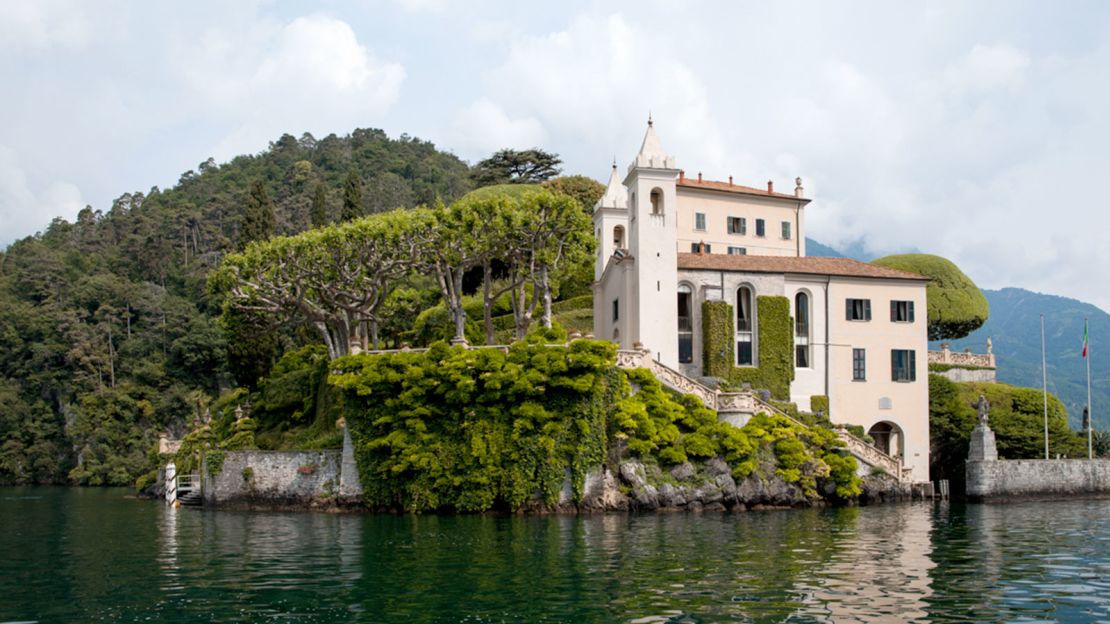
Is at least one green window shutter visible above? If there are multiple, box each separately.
[890,300,897,322]
[846,299,852,320]
[910,350,917,381]
[865,299,872,321]
[891,350,897,381]
[909,301,915,322]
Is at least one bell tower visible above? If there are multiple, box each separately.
[625,117,680,367]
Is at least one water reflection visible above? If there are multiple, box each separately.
[3,489,1110,623]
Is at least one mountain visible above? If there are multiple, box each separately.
[805,238,845,258]
[934,288,1110,430]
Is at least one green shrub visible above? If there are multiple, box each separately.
[703,296,794,399]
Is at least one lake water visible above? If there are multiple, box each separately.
[2,488,1109,623]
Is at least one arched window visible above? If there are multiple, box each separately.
[650,188,663,215]
[677,284,693,364]
[795,291,811,368]
[736,286,754,366]
[613,225,625,249]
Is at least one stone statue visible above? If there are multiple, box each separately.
[986,336,993,355]
[976,394,990,425]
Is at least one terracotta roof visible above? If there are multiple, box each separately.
[677,177,810,202]
[676,253,928,281]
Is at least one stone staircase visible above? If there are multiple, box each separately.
[615,349,908,482]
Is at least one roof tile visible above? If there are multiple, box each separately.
[676,253,927,280]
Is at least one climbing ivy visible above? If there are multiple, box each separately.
[331,338,618,512]
[701,301,735,378]
[702,296,795,399]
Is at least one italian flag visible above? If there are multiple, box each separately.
[1083,321,1089,358]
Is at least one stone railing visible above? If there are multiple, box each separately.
[929,342,995,369]
[833,426,903,477]
[717,392,755,413]
[617,350,720,411]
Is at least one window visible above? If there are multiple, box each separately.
[677,285,693,364]
[736,286,754,366]
[727,246,747,256]
[695,212,706,230]
[650,188,663,215]
[846,298,872,321]
[891,349,916,382]
[795,292,810,368]
[690,242,711,253]
[781,221,792,240]
[853,348,866,381]
[890,300,915,323]
[612,299,619,322]
[727,216,747,235]
[755,219,766,237]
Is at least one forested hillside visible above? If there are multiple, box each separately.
[0,129,475,485]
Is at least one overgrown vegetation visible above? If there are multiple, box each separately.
[0,125,604,487]
[702,296,795,399]
[332,339,860,512]
[929,373,1086,493]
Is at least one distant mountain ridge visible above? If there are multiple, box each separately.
[808,239,1110,429]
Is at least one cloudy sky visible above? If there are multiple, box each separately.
[3,1,1109,310]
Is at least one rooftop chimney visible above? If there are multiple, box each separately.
[679,170,685,183]
[728,175,733,186]
[794,177,804,198]
[698,172,703,182]
[767,180,774,193]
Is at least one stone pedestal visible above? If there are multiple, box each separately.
[968,423,998,462]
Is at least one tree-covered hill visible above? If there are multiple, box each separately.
[0,128,475,485]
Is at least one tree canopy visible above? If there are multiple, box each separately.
[871,253,989,340]
[472,149,563,186]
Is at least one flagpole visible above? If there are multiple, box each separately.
[1087,318,1093,459]
[1042,313,1049,460]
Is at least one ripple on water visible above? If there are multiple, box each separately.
[3,491,1110,622]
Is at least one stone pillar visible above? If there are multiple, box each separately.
[338,422,363,502]
[968,422,998,462]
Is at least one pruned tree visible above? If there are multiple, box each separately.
[415,201,483,344]
[212,210,427,359]
[472,149,562,187]
[523,190,594,331]
[871,254,989,341]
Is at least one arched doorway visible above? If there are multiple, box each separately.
[868,421,904,459]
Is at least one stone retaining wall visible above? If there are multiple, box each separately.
[202,450,344,508]
[967,458,1110,501]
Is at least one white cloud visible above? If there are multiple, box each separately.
[449,99,547,154]
[475,13,726,172]
[0,146,85,243]
[176,13,405,159]
[942,44,1031,93]
[0,0,94,50]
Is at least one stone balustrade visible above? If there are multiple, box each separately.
[928,341,996,369]
[833,427,903,477]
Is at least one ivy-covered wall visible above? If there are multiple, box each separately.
[701,301,734,378]
[702,296,795,400]
[331,339,620,512]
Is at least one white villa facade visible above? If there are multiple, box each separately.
[593,120,931,480]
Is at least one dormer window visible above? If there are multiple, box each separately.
[650,188,663,215]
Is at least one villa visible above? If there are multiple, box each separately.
[592,120,931,480]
